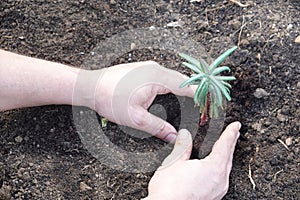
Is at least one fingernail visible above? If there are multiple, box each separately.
[238,122,242,130]
[165,133,177,143]
[178,129,190,140]
[234,121,242,130]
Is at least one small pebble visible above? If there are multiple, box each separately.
[295,36,300,43]
[23,172,30,180]
[263,119,271,126]
[80,181,92,191]
[253,88,269,98]
[130,42,136,50]
[17,168,25,178]
[149,26,156,31]
[285,137,292,146]
[281,105,290,114]
[277,113,288,122]
[240,39,250,45]
[287,24,293,31]
[167,21,182,28]
[45,181,51,186]
[15,136,23,143]
[251,122,262,132]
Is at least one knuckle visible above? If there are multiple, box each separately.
[130,107,148,127]
[156,121,166,135]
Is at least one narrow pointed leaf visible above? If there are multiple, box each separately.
[182,62,202,73]
[199,58,209,73]
[199,85,208,108]
[211,84,223,106]
[221,81,232,88]
[209,76,232,101]
[199,83,209,102]
[194,78,207,104]
[209,101,214,117]
[208,85,216,105]
[216,76,236,81]
[209,46,237,72]
[180,74,205,88]
[212,66,231,75]
[212,104,219,118]
[179,53,200,67]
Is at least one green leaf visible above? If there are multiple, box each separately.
[199,58,210,73]
[212,104,219,118]
[197,83,209,112]
[221,81,232,89]
[198,83,209,103]
[179,53,201,68]
[209,76,232,101]
[182,62,202,73]
[101,117,108,128]
[216,76,236,81]
[210,84,223,106]
[209,85,221,109]
[209,46,237,72]
[180,73,205,88]
[212,66,231,75]
[194,78,207,105]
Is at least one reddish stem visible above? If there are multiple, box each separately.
[200,92,210,126]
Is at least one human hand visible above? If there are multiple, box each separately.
[75,61,194,142]
[144,121,241,200]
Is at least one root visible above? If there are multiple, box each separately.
[229,0,250,7]
[248,158,256,190]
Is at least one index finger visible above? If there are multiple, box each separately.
[206,121,241,167]
[156,66,196,98]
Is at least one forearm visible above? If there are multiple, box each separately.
[0,49,79,111]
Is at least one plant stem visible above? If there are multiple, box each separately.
[200,92,210,126]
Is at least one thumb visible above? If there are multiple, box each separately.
[130,106,178,142]
[161,129,193,167]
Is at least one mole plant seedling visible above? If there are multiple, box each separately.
[179,46,237,126]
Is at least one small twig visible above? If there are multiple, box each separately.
[262,34,277,51]
[273,169,283,183]
[248,158,256,190]
[238,15,247,47]
[277,139,290,151]
[229,0,251,7]
[205,8,210,27]
[269,66,272,75]
[205,4,228,12]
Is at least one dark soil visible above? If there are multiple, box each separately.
[1,0,299,199]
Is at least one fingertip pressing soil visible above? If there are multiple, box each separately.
[1,0,299,199]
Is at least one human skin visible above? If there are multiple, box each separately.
[0,49,241,199]
[144,122,241,200]
[0,50,193,142]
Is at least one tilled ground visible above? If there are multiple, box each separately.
[0,0,299,199]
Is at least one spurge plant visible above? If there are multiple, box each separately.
[179,46,237,126]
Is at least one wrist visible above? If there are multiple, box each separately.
[72,68,106,111]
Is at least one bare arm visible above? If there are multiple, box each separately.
[0,49,79,111]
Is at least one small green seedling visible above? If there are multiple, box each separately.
[179,46,237,126]
[101,117,108,128]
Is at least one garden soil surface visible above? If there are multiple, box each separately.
[0,0,299,199]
